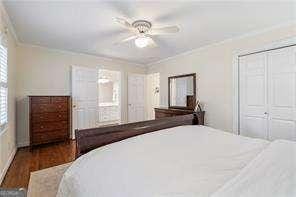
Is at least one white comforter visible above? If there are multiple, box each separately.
[57,125,295,197]
[211,140,296,197]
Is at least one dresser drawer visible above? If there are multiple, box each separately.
[55,103,68,111]
[31,97,51,104]
[32,129,68,144]
[31,103,54,113]
[32,121,68,133]
[32,112,68,123]
[31,103,68,113]
[51,97,68,103]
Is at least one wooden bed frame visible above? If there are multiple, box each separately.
[75,113,200,158]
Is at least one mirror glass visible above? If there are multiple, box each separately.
[169,74,195,108]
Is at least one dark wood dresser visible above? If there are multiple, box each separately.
[155,107,205,125]
[29,96,71,147]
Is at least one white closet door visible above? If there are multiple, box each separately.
[72,66,98,138]
[239,53,268,138]
[128,74,145,123]
[268,46,296,140]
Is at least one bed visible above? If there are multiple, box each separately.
[57,114,296,197]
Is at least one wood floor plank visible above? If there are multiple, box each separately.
[1,140,75,189]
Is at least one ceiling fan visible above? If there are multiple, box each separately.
[114,17,180,48]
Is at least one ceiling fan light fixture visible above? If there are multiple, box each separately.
[114,18,179,48]
[135,36,149,48]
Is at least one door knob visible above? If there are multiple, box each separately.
[264,112,268,115]
[73,105,76,108]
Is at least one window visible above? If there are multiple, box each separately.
[0,41,8,131]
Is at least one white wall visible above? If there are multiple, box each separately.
[148,25,296,132]
[16,44,146,147]
[0,5,17,183]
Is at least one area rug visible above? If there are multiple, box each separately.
[27,162,72,197]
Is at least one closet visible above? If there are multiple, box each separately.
[239,45,296,141]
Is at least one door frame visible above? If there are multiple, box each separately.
[232,36,296,135]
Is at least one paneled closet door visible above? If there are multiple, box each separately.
[239,53,269,139]
[268,46,296,141]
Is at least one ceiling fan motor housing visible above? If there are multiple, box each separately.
[132,20,152,33]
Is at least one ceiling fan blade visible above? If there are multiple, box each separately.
[114,35,138,45]
[146,36,157,48]
[149,26,180,35]
[114,17,138,34]
[114,17,133,29]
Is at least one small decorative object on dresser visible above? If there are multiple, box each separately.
[194,99,203,112]
[29,96,71,147]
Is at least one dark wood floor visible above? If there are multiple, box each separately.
[1,140,76,189]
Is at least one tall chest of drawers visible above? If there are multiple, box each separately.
[29,96,71,147]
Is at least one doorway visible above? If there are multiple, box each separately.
[98,69,121,126]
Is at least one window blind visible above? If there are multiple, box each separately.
[0,43,8,128]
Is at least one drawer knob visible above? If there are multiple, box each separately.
[40,126,44,129]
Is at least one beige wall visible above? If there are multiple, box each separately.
[148,25,296,132]
[0,9,17,183]
[16,44,146,147]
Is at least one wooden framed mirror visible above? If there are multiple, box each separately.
[168,73,196,109]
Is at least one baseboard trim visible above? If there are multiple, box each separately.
[0,147,17,185]
[17,141,29,148]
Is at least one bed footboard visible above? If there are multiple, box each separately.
[75,113,199,158]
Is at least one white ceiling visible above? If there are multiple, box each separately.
[3,1,295,65]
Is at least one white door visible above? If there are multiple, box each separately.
[128,74,145,123]
[239,53,268,139]
[239,45,296,141]
[268,46,296,140]
[146,73,160,120]
[72,66,98,138]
